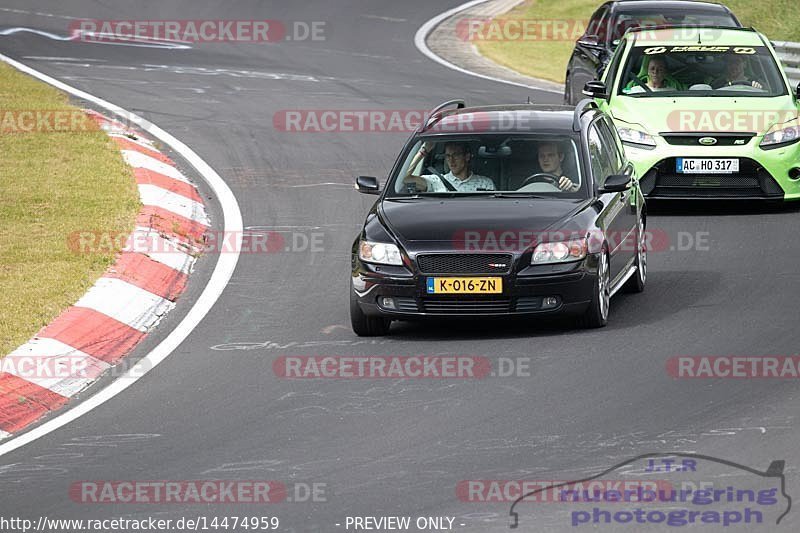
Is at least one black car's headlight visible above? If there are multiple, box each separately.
[531,238,587,265]
[359,240,403,266]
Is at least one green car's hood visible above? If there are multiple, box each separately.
[606,95,799,135]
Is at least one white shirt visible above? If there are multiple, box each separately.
[422,171,495,192]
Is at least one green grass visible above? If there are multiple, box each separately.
[474,0,800,83]
[0,63,140,355]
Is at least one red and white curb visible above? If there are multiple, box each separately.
[0,110,209,438]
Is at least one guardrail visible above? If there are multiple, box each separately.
[774,41,800,88]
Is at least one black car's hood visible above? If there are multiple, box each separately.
[379,197,589,250]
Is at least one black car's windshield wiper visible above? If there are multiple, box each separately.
[492,192,549,198]
[406,191,490,198]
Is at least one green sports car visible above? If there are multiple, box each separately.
[584,26,800,200]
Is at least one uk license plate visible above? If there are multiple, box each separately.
[426,277,503,294]
[676,158,739,174]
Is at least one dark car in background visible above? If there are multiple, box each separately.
[564,0,741,104]
[349,100,646,336]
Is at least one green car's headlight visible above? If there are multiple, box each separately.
[531,239,587,265]
[359,240,403,265]
[617,127,656,148]
[760,119,800,149]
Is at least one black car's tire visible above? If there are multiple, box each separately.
[350,289,391,336]
[578,249,610,328]
[624,216,647,293]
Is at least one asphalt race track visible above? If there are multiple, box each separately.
[1,1,800,531]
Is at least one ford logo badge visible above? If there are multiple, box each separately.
[699,137,717,146]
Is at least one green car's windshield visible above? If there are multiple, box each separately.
[618,45,787,98]
[386,135,586,199]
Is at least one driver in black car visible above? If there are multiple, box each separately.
[536,142,580,192]
[712,54,763,89]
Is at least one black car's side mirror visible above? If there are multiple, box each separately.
[599,174,632,193]
[355,175,380,194]
[582,80,609,100]
[578,34,602,49]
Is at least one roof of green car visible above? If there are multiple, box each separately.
[627,26,765,47]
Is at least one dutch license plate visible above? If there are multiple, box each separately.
[426,277,503,294]
[676,158,739,174]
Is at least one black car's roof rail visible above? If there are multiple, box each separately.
[419,99,465,132]
[573,99,598,131]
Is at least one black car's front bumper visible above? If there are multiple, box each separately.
[351,254,599,319]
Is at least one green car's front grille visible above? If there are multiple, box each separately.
[661,133,756,147]
[641,158,784,198]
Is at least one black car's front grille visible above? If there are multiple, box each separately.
[421,298,512,314]
[661,133,755,146]
[644,158,784,198]
[416,254,512,274]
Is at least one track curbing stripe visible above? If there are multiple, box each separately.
[73,278,176,332]
[0,51,242,456]
[4,339,111,398]
[122,150,193,184]
[138,184,210,226]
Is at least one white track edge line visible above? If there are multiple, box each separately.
[0,52,243,456]
[413,0,561,94]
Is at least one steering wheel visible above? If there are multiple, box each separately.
[630,75,653,93]
[520,172,560,188]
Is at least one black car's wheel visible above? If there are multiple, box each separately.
[624,216,647,293]
[350,288,391,336]
[578,249,610,328]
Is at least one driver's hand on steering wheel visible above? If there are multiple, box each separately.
[751,80,763,89]
[558,176,579,192]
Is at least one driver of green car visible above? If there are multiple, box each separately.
[711,54,763,89]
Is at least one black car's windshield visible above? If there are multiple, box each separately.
[607,9,739,44]
[618,43,787,98]
[386,135,586,199]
